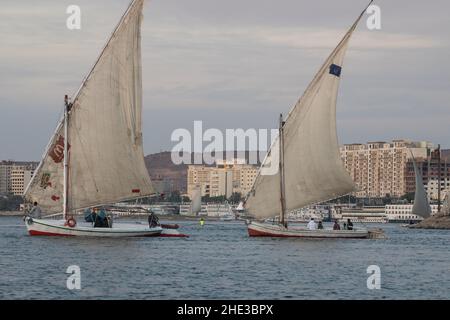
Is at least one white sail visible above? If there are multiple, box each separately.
[442,192,450,216]
[24,0,153,213]
[244,7,370,219]
[190,188,202,215]
[411,154,431,218]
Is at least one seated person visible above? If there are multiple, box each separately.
[333,220,341,230]
[307,218,316,230]
[148,211,159,228]
[317,221,324,229]
[347,219,354,230]
[94,208,109,228]
[84,208,96,222]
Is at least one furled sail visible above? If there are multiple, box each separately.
[244,5,371,219]
[190,188,202,215]
[24,0,153,213]
[442,192,450,216]
[411,154,431,218]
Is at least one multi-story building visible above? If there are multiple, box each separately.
[0,162,12,193]
[187,159,258,200]
[404,146,450,201]
[340,140,434,198]
[10,167,35,195]
[0,161,38,195]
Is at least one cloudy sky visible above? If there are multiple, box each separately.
[0,0,449,161]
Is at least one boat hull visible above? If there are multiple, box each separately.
[247,221,370,239]
[25,217,162,237]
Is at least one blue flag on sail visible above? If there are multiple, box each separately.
[329,64,342,77]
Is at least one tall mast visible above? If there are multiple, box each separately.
[63,95,69,219]
[279,114,287,226]
[437,144,441,214]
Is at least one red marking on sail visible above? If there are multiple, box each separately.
[132,189,140,193]
[51,195,60,201]
[49,135,70,163]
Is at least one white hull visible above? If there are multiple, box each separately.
[25,217,162,237]
[247,221,371,239]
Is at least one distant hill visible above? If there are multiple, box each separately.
[144,151,264,194]
[144,152,188,193]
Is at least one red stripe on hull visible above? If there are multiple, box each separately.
[248,227,292,237]
[29,230,75,237]
[247,226,367,239]
[29,229,161,237]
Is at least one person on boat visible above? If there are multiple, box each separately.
[106,214,113,228]
[148,211,159,228]
[94,208,109,228]
[84,208,95,222]
[317,221,324,229]
[333,220,341,230]
[29,202,42,219]
[347,219,354,230]
[307,218,316,230]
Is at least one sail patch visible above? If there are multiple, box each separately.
[329,64,342,77]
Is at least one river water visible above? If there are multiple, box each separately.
[0,216,449,299]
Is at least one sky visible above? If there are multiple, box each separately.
[0,0,449,161]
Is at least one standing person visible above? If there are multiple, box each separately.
[29,202,42,219]
[347,219,354,230]
[307,218,316,230]
[318,221,324,229]
[199,217,205,227]
[333,220,341,230]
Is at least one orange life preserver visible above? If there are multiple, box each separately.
[66,217,77,228]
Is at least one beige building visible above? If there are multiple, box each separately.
[340,140,433,198]
[187,159,258,200]
[0,161,38,195]
[10,166,35,196]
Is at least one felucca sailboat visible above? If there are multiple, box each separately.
[410,151,432,219]
[244,1,382,239]
[24,0,179,237]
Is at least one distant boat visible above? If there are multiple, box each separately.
[189,188,202,216]
[410,150,432,219]
[220,215,234,222]
[23,0,185,237]
[243,1,383,239]
[402,150,437,228]
[443,192,450,216]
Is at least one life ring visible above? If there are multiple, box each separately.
[66,217,77,228]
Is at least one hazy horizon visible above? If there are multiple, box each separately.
[1,0,449,161]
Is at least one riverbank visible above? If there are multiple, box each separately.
[409,214,450,229]
[0,211,22,216]
[0,212,239,221]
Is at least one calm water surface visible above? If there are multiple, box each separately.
[0,216,449,299]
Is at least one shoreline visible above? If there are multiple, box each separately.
[0,211,23,216]
[0,211,240,222]
[408,214,450,229]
